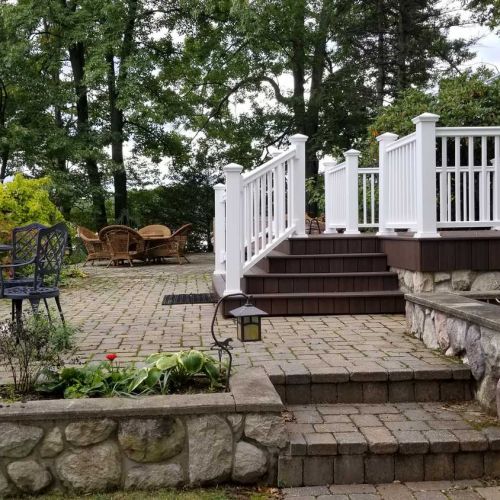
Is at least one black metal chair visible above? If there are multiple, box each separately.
[0,223,68,324]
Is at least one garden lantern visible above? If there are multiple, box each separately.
[229,297,267,342]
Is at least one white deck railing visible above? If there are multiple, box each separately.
[214,134,307,294]
[325,113,500,237]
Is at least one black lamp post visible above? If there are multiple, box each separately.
[210,292,267,390]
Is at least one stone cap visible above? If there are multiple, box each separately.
[0,368,283,421]
[406,292,500,332]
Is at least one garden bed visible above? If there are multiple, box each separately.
[0,368,286,496]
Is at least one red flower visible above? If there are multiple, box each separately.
[106,353,117,362]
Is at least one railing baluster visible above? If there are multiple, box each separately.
[468,136,474,221]
[494,137,500,224]
[480,136,487,221]
[440,137,447,223]
[455,137,461,222]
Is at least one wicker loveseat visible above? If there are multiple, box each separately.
[77,226,111,266]
[98,225,146,267]
[146,223,192,264]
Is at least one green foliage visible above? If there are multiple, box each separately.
[0,315,77,395]
[0,174,65,241]
[364,70,500,164]
[39,349,224,399]
[305,175,325,214]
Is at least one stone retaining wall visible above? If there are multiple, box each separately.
[392,268,500,293]
[0,368,287,496]
[405,292,500,415]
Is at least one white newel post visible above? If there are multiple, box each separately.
[223,163,243,294]
[376,133,398,235]
[290,134,308,236]
[344,149,361,235]
[412,112,440,238]
[213,183,226,275]
[493,148,500,228]
[322,157,337,234]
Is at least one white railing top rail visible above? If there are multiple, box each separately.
[242,147,295,184]
[436,126,500,136]
[325,160,346,174]
[358,167,378,174]
[385,132,416,152]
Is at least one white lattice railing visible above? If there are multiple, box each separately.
[213,134,308,294]
[325,113,500,237]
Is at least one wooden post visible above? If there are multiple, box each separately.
[376,132,398,235]
[344,149,361,235]
[412,112,440,238]
[289,134,308,236]
[223,163,243,294]
[213,183,226,276]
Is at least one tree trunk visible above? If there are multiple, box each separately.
[0,149,8,181]
[67,40,108,229]
[106,52,128,224]
[396,0,409,94]
[375,0,386,106]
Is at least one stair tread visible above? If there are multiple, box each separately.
[226,290,404,298]
[268,252,387,259]
[245,270,397,278]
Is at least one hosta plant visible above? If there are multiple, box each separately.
[39,349,224,399]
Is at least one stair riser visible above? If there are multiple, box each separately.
[223,295,405,316]
[290,238,381,255]
[268,256,388,273]
[274,380,473,406]
[246,276,399,294]
[278,452,500,486]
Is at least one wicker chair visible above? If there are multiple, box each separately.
[146,224,192,264]
[77,226,111,266]
[138,224,171,238]
[98,225,146,267]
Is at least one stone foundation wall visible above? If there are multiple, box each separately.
[392,268,500,293]
[405,293,500,415]
[0,369,287,496]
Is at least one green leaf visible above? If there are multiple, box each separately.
[179,350,204,374]
[155,354,178,371]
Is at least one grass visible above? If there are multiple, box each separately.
[26,487,280,500]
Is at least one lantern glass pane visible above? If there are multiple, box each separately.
[244,317,260,341]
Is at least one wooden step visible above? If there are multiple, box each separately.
[222,290,405,316]
[267,252,389,273]
[278,401,499,486]
[289,235,381,255]
[245,271,399,294]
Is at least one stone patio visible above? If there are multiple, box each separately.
[0,253,469,377]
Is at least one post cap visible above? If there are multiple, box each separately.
[213,183,225,190]
[321,155,338,170]
[376,132,399,143]
[289,133,308,143]
[412,112,440,124]
[344,149,361,157]
[224,163,244,173]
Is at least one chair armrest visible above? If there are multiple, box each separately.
[0,258,36,269]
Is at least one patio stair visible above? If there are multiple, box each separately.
[273,363,500,487]
[221,235,405,316]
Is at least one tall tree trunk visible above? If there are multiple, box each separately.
[0,77,7,181]
[67,40,108,229]
[375,0,386,106]
[0,149,8,181]
[396,0,409,94]
[106,52,128,224]
[53,106,73,220]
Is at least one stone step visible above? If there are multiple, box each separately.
[278,401,500,487]
[266,363,473,405]
[244,271,399,294]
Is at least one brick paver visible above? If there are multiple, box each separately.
[282,481,500,499]
[0,255,472,380]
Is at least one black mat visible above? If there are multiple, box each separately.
[162,293,217,305]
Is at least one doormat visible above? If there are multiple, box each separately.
[162,293,217,305]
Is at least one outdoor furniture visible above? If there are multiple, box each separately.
[146,223,192,264]
[77,226,111,266]
[138,224,171,239]
[0,223,68,324]
[98,225,146,267]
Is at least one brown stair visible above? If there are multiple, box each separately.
[222,235,405,316]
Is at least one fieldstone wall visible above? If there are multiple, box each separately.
[392,268,500,293]
[0,369,287,496]
[405,293,500,415]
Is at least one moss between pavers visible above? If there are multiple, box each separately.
[25,486,279,500]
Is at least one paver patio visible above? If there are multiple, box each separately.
[0,253,465,376]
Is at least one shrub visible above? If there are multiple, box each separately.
[40,350,224,398]
[0,315,77,395]
[0,174,65,242]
